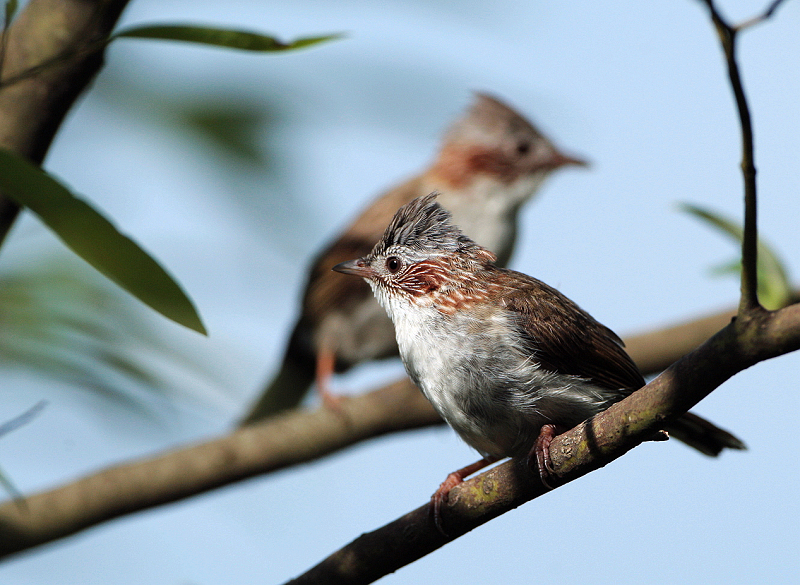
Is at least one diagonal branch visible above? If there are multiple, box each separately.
[0,291,797,558]
[0,379,440,559]
[287,4,796,582]
[286,303,800,585]
[733,0,790,31]
[0,1,794,567]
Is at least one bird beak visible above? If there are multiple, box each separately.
[332,258,375,278]
[545,150,589,169]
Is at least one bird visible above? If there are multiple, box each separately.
[240,93,587,424]
[332,192,746,529]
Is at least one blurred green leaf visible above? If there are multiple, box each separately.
[0,148,206,334]
[114,24,344,52]
[0,465,21,503]
[0,401,46,502]
[183,104,265,165]
[709,259,740,277]
[0,401,46,440]
[4,0,16,27]
[680,203,792,310]
[0,258,228,412]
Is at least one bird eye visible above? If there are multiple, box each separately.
[385,256,402,274]
[516,141,530,155]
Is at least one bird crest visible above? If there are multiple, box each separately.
[445,92,545,148]
[369,192,496,264]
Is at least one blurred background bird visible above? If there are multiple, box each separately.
[240,92,587,425]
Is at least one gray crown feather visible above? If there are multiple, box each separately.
[370,192,486,259]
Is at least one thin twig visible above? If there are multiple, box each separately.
[734,0,790,31]
[701,0,772,313]
[0,400,47,439]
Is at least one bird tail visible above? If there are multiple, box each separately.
[666,411,746,456]
[238,346,315,426]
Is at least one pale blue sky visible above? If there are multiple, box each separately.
[1,1,799,583]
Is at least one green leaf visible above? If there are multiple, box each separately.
[0,401,47,440]
[0,465,22,503]
[0,258,231,412]
[709,259,740,277]
[182,104,266,165]
[113,24,344,52]
[680,202,792,310]
[0,148,207,334]
[4,0,17,28]
[0,401,46,503]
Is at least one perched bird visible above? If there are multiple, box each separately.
[333,193,745,528]
[241,93,586,424]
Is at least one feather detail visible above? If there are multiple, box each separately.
[350,193,744,460]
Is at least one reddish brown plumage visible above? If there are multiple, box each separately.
[334,192,746,532]
[396,260,451,296]
[241,93,587,424]
[430,144,524,188]
[404,264,502,314]
[428,285,498,315]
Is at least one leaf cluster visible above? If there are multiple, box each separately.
[0,17,341,334]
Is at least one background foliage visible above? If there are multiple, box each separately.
[0,1,798,583]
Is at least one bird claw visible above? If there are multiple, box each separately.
[320,388,346,412]
[528,424,559,490]
[430,472,463,536]
[429,457,498,536]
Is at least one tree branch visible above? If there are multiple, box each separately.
[0,290,796,559]
[733,0,790,31]
[0,0,795,569]
[624,303,735,374]
[1,290,798,558]
[701,0,771,313]
[0,379,439,559]
[0,0,131,245]
[286,4,797,581]
[286,302,800,585]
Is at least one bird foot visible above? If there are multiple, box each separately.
[315,347,347,415]
[319,387,346,413]
[430,457,498,536]
[431,472,463,536]
[527,424,563,490]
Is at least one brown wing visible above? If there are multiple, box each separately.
[491,266,645,392]
[301,237,377,325]
[302,175,426,326]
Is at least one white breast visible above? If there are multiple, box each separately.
[386,294,526,456]
[376,283,614,458]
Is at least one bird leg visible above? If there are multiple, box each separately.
[431,456,499,535]
[315,346,344,411]
[527,424,567,490]
[528,425,668,490]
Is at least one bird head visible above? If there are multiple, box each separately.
[332,193,496,310]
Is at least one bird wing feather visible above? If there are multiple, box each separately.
[490,266,645,392]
